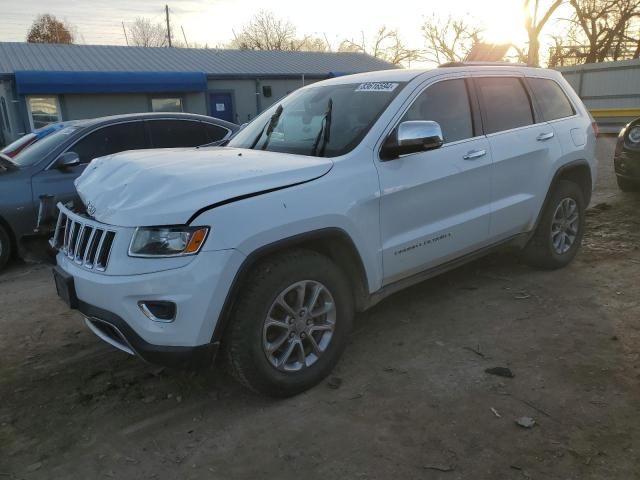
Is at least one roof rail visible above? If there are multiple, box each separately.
[438,61,530,68]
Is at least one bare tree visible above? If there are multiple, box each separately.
[27,14,74,44]
[547,25,584,65]
[339,27,421,66]
[127,17,168,48]
[421,15,483,64]
[568,0,640,62]
[297,36,331,52]
[524,0,564,66]
[229,10,311,51]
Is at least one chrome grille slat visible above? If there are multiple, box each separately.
[74,225,87,262]
[88,230,104,268]
[63,218,71,253]
[67,222,79,258]
[51,210,65,248]
[51,203,117,272]
[82,229,96,266]
[94,230,108,270]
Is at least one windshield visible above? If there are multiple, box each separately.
[11,126,82,167]
[228,81,405,157]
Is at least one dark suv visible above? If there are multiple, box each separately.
[0,112,237,270]
[614,118,640,191]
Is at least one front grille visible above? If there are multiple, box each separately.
[50,204,116,271]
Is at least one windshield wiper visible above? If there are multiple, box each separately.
[250,104,283,150]
[311,98,333,157]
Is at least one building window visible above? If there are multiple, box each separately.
[1,97,9,132]
[151,97,183,113]
[27,96,61,130]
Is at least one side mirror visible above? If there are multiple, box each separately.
[55,151,80,170]
[381,121,444,160]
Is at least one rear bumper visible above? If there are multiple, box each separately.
[78,300,219,369]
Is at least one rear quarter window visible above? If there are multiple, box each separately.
[527,77,575,121]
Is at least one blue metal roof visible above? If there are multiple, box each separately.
[0,42,397,78]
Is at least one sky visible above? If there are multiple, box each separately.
[0,0,572,59]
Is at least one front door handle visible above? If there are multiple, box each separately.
[537,132,555,141]
[463,149,487,160]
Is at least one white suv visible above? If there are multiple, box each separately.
[51,64,597,396]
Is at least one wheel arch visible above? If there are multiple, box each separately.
[554,160,593,206]
[211,227,370,344]
[525,159,592,246]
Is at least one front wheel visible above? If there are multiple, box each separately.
[224,249,353,397]
[522,180,585,270]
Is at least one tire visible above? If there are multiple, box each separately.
[616,176,640,192]
[522,180,585,270]
[0,224,11,272]
[224,249,353,397]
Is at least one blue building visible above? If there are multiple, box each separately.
[0,42,395,145]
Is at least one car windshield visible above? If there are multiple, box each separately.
[11,126,83,167]
[228,81,406,157]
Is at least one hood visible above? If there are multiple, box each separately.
[75,147,333,227]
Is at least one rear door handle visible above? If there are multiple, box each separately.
[537,132,555,141]
[463,149,487,160]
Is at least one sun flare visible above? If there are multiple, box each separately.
[480,0,529,46]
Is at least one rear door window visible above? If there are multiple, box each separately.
[476,77,534,134]
[71,122,149,164]
[527,78,575,121]
[401,79,474,143]
[147,120,208,148]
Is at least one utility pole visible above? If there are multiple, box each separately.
[122,21,129,46]
[165,4,172,47]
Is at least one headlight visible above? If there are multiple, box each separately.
[129,226,209,257]
[628,125,640,144]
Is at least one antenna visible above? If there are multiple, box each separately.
[122,21,129,46]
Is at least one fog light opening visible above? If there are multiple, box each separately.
[139,301,177,323]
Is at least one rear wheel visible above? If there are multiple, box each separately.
[0,225,11,272]
[616,176,640,192]
[522,180,585,270]
[224,249,353,397]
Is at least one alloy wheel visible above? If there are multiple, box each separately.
[262,280,336,372]
[551,197,579,254]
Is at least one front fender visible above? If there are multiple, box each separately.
[195,167,383,294]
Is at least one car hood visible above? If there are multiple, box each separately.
[75,147,333,227]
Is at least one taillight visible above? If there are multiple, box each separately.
[587,112,599,137]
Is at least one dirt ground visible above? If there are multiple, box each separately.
[1,137,639,480]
